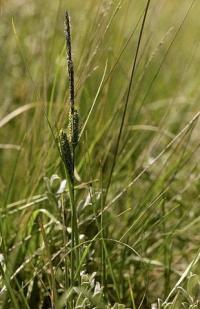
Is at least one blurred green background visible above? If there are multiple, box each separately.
[1,0,200,196]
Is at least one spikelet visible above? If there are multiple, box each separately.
[67,108,79,148]
[59,129,73,181]
[65,11,74,110]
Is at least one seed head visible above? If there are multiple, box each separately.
[59,129,73,181]
[67,108,80,148]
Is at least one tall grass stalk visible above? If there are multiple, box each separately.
[103,0,151,205]
[60,11,80,293]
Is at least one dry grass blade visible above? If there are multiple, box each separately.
[108,111,200,208]
[0,103,36,128]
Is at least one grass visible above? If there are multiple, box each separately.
[0,0,200,308]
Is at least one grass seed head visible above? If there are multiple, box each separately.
[59,129,73,181]
[67,108,80,148]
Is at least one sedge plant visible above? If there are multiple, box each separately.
[59,11,80,291]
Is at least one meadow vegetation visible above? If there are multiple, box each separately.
[0,0,200,308]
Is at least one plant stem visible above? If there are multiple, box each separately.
[65,11,80,290]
